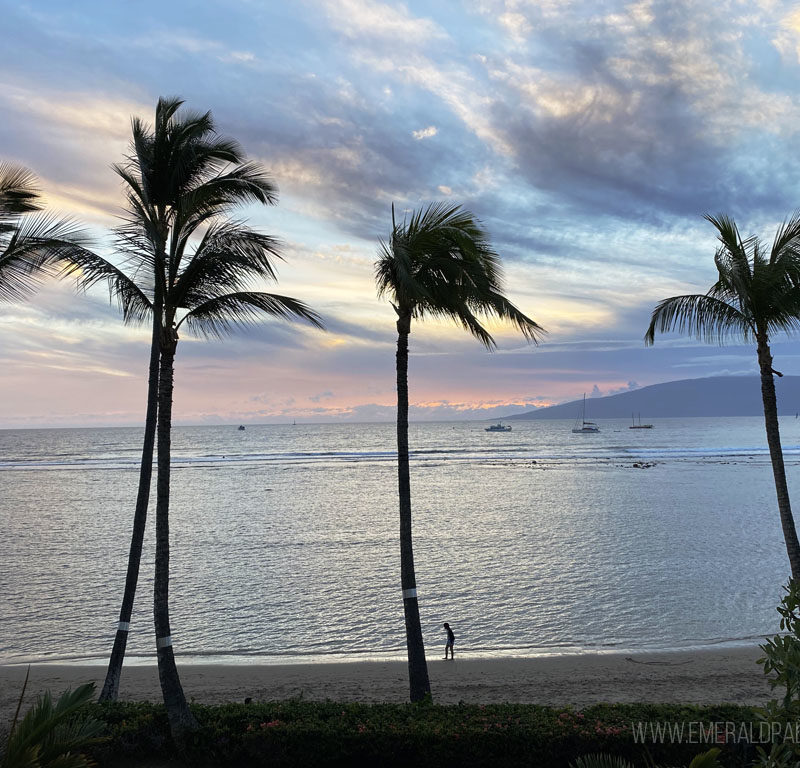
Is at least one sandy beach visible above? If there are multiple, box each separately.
[0,647,773,723]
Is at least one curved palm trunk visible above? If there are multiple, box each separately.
[395,310,431,702]
[154,329,197,737]
[99,305,162,702]
[757,335,800,581]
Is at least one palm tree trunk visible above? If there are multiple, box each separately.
[99,303,162,702]
[154,327,197,737]
[395,309,431,702]
[757,334,800,581]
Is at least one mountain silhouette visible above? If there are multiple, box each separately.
[506,376,800,420]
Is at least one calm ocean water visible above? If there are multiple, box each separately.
[1,417,799,666]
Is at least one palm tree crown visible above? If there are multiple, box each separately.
[376,202,544,345]
[63,96,322,333]
[645,213,800,346]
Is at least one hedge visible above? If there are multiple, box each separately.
[79,700,773,767]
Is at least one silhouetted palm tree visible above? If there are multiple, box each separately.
[85,97,277,706]
[375,202,544,701]
[0,163,86,303]
[64,98,323,738]
[646,213,800,580]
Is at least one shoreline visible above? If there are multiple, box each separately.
[0,646,773,723]
[0,635,772,668]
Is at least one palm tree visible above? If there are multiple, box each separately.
[88,97,272,705]
[645,213,800,580]
[64,98,323,738]
[0,163,86,303]
[375,202,544,701]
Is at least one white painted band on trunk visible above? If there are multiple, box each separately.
[403,588,418,599]
[157,635,173,649]
[117,622,130,632]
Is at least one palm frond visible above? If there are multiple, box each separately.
[644,293,752,345]
[3,682,104,768]
[171,224,283,307]
[770,210,800,265]
[174,164,279,241]
[56,245,153,326]
[416,300,497,349]
[376,238,433,309]
[764,285,800,337]
[0,163,41,218]
[706,212,755,299]
[0,215,90,304]
[569,753,635,768]
[177,291,324,338]
[482,291,546,343]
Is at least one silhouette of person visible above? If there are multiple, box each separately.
[443,622,455,660]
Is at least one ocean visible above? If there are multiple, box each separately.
[1,417,798,666]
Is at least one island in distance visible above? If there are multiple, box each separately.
[506,376,800,420]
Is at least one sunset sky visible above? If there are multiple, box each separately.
[3,0,800,427]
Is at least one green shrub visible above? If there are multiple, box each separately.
[83,700,761,767]
[1,676,105,768]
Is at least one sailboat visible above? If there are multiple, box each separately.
[629,413,653,429]
[572,393,600,433]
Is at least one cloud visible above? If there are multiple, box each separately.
[312,0,446,45]
[309,390,334,402]
[412,126,438,140]
[4,0,800,427]
[469,0,800,221]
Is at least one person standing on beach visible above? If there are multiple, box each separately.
[443,622,455,660]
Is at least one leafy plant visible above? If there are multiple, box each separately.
[1,672,105,768]
[571,754,635,768]
[570,747,722,768]
[756,582,800,767]
[752,742,800,768]
[758,582,800,710]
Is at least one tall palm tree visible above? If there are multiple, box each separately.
[64,98,323,738]
[0,163,86,303]
[645,213,800,580]
[87,97,274,705]
[150,224,322,738]
[375,202,544,701]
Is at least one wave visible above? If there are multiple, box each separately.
[3,439,797,471]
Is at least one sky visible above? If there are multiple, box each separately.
[3,0,800,427]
